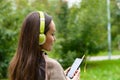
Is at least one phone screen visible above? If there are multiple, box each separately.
[67,56,84,79]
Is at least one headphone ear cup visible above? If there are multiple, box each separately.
[39,34,46,45]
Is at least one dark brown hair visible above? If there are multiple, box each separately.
[8,11,52,80]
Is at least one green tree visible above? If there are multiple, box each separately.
[57,0,109,68]
[111,0,120,50]
[0,0,17,78]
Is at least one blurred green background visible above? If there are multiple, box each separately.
[0,0,120,79]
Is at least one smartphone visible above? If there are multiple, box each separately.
[67,55,85,79]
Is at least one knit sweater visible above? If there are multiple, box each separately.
[44,54,67,80]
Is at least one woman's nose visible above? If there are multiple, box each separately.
[54,36,56,42]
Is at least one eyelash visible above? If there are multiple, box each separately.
[52,33,55,36]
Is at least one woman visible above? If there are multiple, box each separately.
[8,11,80,80]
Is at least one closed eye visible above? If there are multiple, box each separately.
[52,33,55,36]
[51,32,55,36]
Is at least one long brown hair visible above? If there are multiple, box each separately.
[8,11,52,80]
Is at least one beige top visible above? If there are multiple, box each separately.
[44,54,67,80]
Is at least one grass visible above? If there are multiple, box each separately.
[80,59,120,80]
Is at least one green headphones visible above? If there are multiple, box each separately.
[38,11,46,45]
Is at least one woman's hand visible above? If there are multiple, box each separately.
[66,68,80,80]
[64,67,71,75]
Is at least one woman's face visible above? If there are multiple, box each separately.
[42,20,56,51]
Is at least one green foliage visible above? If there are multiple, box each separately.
[63,0,107,55]
[97,49,120,56]
[57,1,109,68]
[0,0,17,78]
[111,1,120,50]
[55,0,120,68]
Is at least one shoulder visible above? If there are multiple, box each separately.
[44,55,66,80]
[45,56,62,69]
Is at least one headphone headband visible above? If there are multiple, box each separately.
[38,11,45,34]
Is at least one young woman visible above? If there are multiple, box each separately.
[8,11,80,80]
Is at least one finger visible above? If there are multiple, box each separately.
[74,68,80,76]
[72,68,80,80]
[73,72,80,80]
[64,67,71,75]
